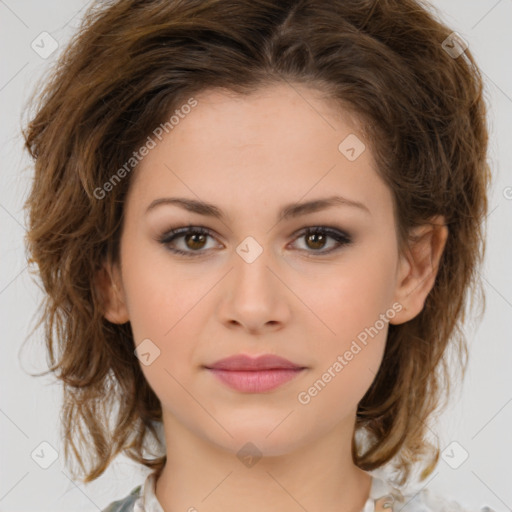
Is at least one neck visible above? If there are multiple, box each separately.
[155,412,372,512]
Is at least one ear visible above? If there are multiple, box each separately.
[94,259,130,324]
[390,215,448,325]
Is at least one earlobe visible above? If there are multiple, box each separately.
[94,260,130,324]
[390,216,448,325]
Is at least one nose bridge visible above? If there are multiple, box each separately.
[216,232,290,330]
[233,233,278,297]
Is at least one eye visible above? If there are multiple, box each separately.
[157,225,218,256]
[157,225,353,257]
[290,227,353,255]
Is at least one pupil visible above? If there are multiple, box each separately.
[308,233,325,250]
[187,233,206,249]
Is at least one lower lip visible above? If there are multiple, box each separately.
[207,368,305,392]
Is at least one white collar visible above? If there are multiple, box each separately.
[133,470,402,512]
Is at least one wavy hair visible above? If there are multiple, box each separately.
[21,0,490,485]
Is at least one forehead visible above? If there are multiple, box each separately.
[126,82,392,222]
[176,83,363,147]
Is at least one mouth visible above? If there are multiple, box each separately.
[204,353,307,393]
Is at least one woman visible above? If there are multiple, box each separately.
[22,1,493,510]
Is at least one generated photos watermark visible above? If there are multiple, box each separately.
[297,301,403,405]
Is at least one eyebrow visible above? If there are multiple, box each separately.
[145,195,370,220]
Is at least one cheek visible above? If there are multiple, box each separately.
[305,238,398,345]
[296,341,385,426]
[298,284,390,418]
[295,240,396,409]
[120,242,208,383]
[121,239,194,335]
[121,254,206,410]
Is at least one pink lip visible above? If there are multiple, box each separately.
[204,354,306,393]
[206,354,303,371]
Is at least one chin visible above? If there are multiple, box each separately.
[204,419,309,459]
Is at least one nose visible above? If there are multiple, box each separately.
[216,242,291,335]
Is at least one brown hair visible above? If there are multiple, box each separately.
[21,0,490,485]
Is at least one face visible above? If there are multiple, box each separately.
[100,82,443,457]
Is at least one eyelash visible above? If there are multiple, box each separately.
[157,225,353,257]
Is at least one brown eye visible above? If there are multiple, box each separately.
[158,226,218,256]
[184,232,208,250]
[304,232,328,250]
[292,227,353,255]
[158,225,352,257]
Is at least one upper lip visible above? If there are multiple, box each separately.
[205,354,304,371]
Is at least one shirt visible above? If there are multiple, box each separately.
[102,470,497,512]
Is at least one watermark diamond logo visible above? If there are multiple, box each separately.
[442,32,468,59]
[338,134,366,161]
[31,441,58,469]
[236,442,262,468]
[31,32,58,59]
[236,236,263,264]
[441,440,469,469]
[134,338,161,366]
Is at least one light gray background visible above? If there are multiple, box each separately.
[1,1,511,511]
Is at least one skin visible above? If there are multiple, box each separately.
[98,82,448,512]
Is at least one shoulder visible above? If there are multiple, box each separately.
[370,475,496,512]
[101,485,142,512]
[396,488,495,512]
